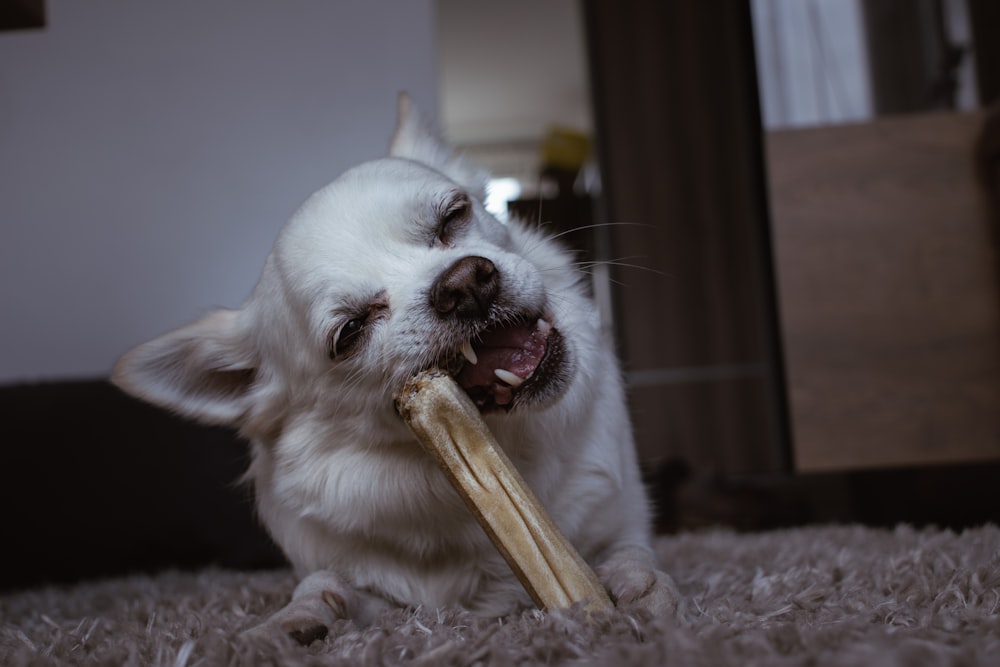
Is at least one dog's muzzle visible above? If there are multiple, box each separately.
[430,256,568,413]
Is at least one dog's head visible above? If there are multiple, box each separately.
[113,95,595,444]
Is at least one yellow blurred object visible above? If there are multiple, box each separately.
[540,127,591,172]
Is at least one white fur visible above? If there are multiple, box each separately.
[113,94,679,640]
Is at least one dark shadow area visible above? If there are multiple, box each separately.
[647,458,1000,534]
[0,379,286,593]
[0,0,45,32]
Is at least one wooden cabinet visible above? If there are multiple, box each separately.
[767,112,1000,471]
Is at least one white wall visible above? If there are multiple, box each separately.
[436,0,591,188]
[437,0,590,146]
[0,0,437,383]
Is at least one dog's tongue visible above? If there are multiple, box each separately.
[455,321,548,407]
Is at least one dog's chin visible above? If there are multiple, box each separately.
[443,316,571,414]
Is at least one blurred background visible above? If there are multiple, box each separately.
[2,0,999,590]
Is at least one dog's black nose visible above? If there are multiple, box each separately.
[431,256,499,319]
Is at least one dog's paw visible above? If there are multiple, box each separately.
[243,587,348,645]
[596,546,683,618]
[282,588,349,645]
[242,571,353,645]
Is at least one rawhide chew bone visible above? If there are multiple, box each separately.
[396,368,613,613]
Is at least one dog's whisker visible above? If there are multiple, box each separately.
[573,260,668,277]
[512,220,651,256]
[539,220,655,245]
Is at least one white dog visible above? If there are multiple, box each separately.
[113,95,679,643]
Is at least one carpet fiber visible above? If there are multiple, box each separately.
[2,524,998,665]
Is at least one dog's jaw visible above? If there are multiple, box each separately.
[451,316,570,413]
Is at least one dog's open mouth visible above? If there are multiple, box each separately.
[448,317,565,413]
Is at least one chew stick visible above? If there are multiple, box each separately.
[396,368,613,613]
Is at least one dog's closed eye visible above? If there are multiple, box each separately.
[434,191,471,247]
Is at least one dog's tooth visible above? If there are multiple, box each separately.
[460,339,478,365]
[494,368,525,387]
[536,318,552,334]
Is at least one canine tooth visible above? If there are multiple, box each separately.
[536,318,552,334]
[460,340,478,365]
[494,368,525,387]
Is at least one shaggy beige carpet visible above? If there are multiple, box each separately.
[2,524,998,666]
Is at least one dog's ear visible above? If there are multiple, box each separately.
[389,92,489,200]
[112,308,257,426]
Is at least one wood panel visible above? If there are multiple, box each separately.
[768,111,1000,472]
